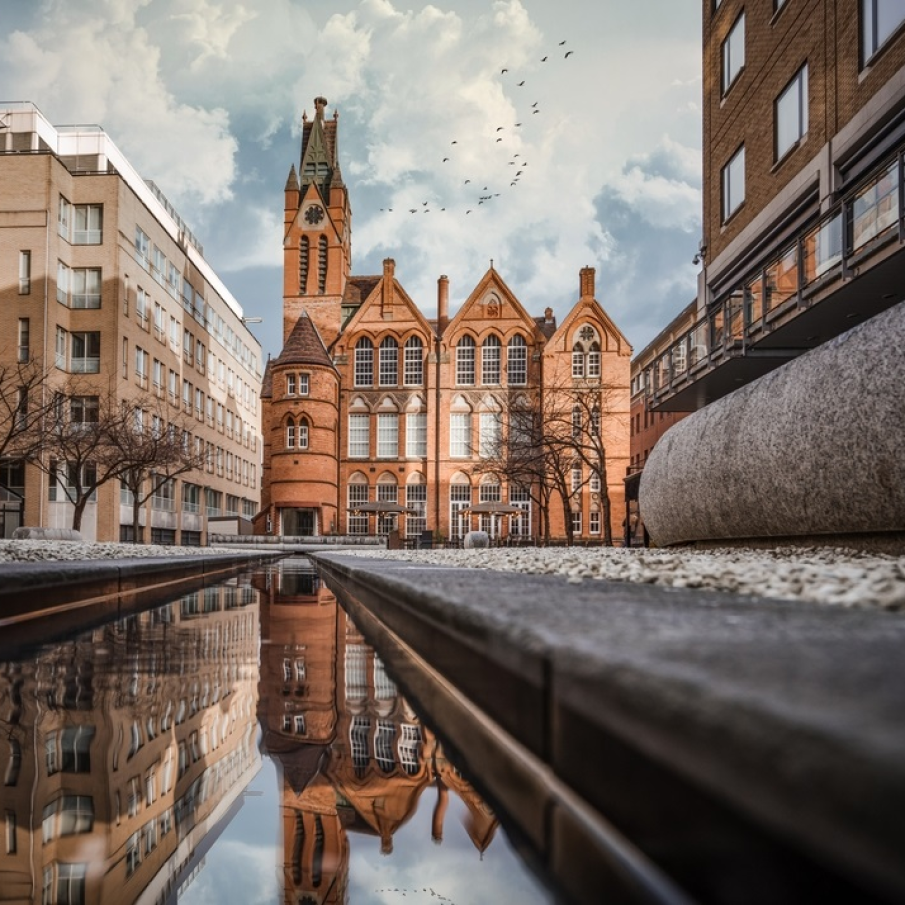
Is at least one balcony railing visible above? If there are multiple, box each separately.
[646,151,904,406]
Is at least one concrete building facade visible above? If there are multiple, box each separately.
[0,103,263,543]
[260,98,631,544]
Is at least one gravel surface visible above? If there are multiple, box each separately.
[0,540,237,562]
[345,545,905,611]
[0,540,902,611]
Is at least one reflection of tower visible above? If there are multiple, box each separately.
[325,613,436,855]
[257,560,348,904]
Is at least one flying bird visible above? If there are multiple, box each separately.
[422,201,428,205]
[409,208,417,213]
[496,137,502,142]
[443,157,450,162]
[496,126,504,131]
[451,140,458,144]
[565,50,574,58]
[466,210,472,214]
[464,179,471,184]
[533,109,540,114]
[559,40,566,45]
[541,56,548,62]
[501,68,508,73]
[517,80,525,86]
[514,122,522,127]
[531,102,538,107]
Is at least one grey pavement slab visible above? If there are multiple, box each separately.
[311,551,905,904]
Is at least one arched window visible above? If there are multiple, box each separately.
[482,335,501,385]
[507,334,527,385]
[299,237,309,295]
[298,418,309,450]
[572,325,601,379]
[404,336,423,386]
[571,343,585,378]
[456,336,475,385]
[317,235,328,293]
[286,417,295,449]
[587,342,601,378]
[571,406,581,438]
[376,474,399,536]
[348,475,369,535]
[379,336,398,386]
[354,337,373,387]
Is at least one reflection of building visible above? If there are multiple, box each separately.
[645,3,905,413]
[256,561,499,904]
[0,102,263,542]
[259,96,631,543]
[0,583,261,903]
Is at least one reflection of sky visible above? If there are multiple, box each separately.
[180,734,553,905]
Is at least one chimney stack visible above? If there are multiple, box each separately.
[580,266,596,299]
[382,258,396,316]
[544,306,554,324]
[438,275,449,335]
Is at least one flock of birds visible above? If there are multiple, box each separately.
[378,41,574,218]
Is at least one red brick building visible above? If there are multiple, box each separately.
[259,97,631,543]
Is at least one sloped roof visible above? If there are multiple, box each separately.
[535,315,557,339]
[273,311,335,370]
[343,275,381,305]
[260,358,273,399]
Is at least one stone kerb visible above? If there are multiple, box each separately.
[639,300,905,547]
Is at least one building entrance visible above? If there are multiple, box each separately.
[283,508,317,537]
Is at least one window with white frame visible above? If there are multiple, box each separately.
[55,327,67,369]
[722,145,745,221]
[450,412,471,457]
[299,373,309,395]
[72,204,102,244]
[449,482,471,540]
[298,419,309,449]
[404,336,423,385]
[589,511,601,535]
[18,318,29,364]
[456,336,476,385]
[18,251,31,295]
[507,334,527,385]
[406,411,427,457]
[482,335,501,384]
[587,344,601,378]
[479,411,501,458]
[572,509,582,535]
[509,485,532,537]
[286,418,296,449]
[572,345,585,378]
[572,406,582,439]
[406,479,427,537]
[775,64,808,162]
[589,469,602,493]
[135,226,150,268]
[722,12,745,94]
[379,336,399,386]
[70,333,100,373]
[377,413,398,457]
[863,0,905,63]
[354,337,373,387]
[571,462,583,494]
[348,414,370,457]
[286,373,296,396]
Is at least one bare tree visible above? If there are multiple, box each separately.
[0,358,58,465]
[24,386,125,532]
[470,372,623,545]
[109,396,206,543]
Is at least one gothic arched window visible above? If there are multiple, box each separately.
[354,337,373,387]
[507,334,527,385]
[482,335,501,385]
[299,236,309,295]
[456,336,475,386]
[317,235,328,293]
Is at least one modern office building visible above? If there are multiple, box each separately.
[0,102,263,543]
[642,0,905,413]
[260,97,631,544]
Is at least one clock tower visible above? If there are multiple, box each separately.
[283,96,352,347]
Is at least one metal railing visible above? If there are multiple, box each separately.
[646,151,904,404]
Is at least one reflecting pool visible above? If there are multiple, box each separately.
[0,560,555,904]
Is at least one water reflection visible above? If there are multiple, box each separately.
[0,580,261,904]
[0,562,550,904]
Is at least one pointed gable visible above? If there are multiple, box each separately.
[339,259,435,342]
[444,266,542,343]
[547,267,632,355]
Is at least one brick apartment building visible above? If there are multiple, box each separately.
[0,103,263,543]
[260,97,631,544]
[638,0,905,414]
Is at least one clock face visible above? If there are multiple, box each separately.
[304,204,325,225]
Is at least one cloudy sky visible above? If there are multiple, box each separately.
[1,0,703,362]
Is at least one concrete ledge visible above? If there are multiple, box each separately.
[639,301,905,547]
[0,550,288,624]
[12,526,83,541]
[311,551,905,904]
